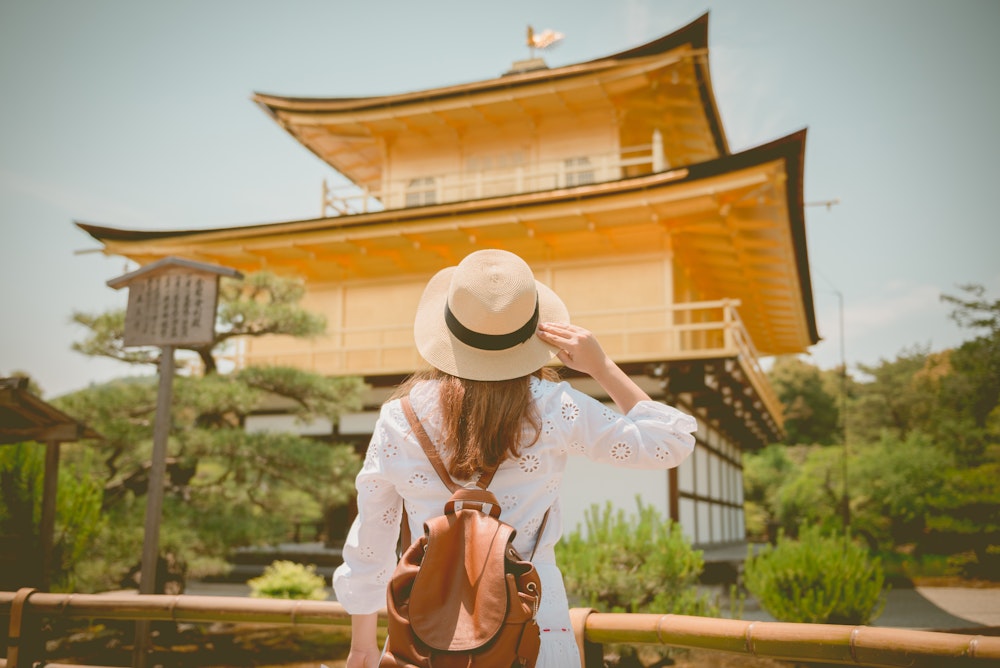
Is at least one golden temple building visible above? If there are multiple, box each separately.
[78,14,818,548]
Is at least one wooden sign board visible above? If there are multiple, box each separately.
[107,257,242,348]
[122,269,218,347]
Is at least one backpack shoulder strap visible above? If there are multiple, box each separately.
[401,394,502,491]
[531,508,551,561]
[401,395,550,561]
[401,395,459,492]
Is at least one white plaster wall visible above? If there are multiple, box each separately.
[558,456,671,539]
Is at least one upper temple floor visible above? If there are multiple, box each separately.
[252,15,728,217]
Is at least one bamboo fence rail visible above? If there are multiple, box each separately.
[2,590,998,667]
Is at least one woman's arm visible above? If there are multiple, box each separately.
[345,612,380,667]
[537,322,650,414]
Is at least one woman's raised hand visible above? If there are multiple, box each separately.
[538,322,652,413]
[536,322,612,378]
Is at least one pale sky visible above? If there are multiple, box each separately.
[2,0,998,398]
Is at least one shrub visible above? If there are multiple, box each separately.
[556,499,717,616]
[744,525,886,624]
[248,560,328,600]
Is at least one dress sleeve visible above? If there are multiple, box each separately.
[332,406,403,614]
[558,384,698,469]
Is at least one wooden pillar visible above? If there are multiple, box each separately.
[668,467,680,523]
[6,588,41,668]
[652,128,666,172]
[39,441,60,591]
[569,608,602,668]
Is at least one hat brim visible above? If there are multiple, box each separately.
[414,266,570,381]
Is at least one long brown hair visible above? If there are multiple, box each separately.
[393,366,560,479]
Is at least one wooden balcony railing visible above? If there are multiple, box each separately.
[2,590,998,668]
[236,299,781,422]
[320,143,673,216]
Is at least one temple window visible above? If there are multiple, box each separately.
[564,157,595,186]
[405,177,437,206]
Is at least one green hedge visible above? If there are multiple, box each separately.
[556,499,717,616]
[744,525,886,624]
[248,560,328,600]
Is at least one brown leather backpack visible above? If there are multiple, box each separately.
[380,396,545,668]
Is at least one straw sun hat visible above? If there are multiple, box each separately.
[414,249,570,381]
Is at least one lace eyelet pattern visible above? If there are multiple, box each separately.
[518,453,541,474]
[529,377,545,398]
[609,442,633,462]
[560,401,580,422]
[381,506,400,526]
[408,472,430,488]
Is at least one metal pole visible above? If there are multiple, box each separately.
[133,345,175,668]
[835,290,850,533]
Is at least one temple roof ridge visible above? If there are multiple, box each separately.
[251,13,710,109]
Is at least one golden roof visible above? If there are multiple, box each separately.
[252,15,727,194]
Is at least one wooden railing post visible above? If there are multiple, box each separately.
[569,607,602,668]
[6,588,39,668]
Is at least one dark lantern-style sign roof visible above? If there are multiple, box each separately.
[106,256,243,290]
[0,377,102,445]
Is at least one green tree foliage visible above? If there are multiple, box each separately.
[30,271,365,592]
[744,525,886,624]
[741,443,793,540]
[850,432,954,549]
[940,283,1000,463]
[850,345,943,445]
[924,463,1000,578]
[772,445,845,535]
[744,443,851,541]
[748,283,999,579]
[767,356,840,445]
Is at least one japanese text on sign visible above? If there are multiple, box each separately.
[123,272,218,347]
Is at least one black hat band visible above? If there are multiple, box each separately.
[444,297,540,351]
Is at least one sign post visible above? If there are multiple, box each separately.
[106,257,242,668]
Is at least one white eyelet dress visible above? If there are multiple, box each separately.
[332,376,698,667]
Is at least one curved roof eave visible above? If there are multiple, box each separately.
[76,130,807,256]
[685,128,817,346]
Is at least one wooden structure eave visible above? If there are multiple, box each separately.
[77,129,817,357]
[0,381,101,445]
[251,14,727,190]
